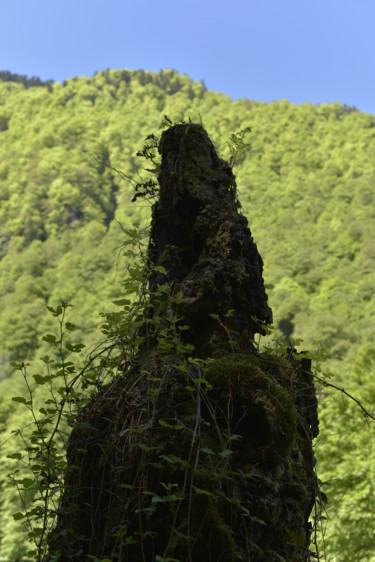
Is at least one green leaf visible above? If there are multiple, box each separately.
[33,374,51,384]
[46,305,62,317]
[229,433,243,442]
[21,478,35,489]
[13,512,24,521]
[173,290,185,304]
[219,449,234,458]
[154,265,167,274]
[151,494,182,504]
[194,377,212,389]
[159,454,183,465]
[119,483,134,490]
[136,443,160,452]
[112,298,131,306]
[158,419,183,430]
[249,515,267,526]
[66,343,86,352]
[7,453,23,460]
[201,447,216,456]
[42,334,57,344]
[125,536,137,545]
[240,471,259,480]
[185,385,195,392]
[40,355,53,364]
[193,486,213,496]
[10,361,24,370]
[12,396,27,404]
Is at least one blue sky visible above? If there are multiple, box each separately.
[2,0,374,113]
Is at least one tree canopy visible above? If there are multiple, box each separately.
[0,68,374,560]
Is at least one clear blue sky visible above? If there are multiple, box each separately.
[1,0,374,114]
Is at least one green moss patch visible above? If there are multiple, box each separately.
[205,354,297,463]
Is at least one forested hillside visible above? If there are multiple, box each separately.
[0,68,374,561]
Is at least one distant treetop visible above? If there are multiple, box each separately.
[0,70,54,88]
[0,68,208,97]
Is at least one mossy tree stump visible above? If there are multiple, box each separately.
[48,124,319,561]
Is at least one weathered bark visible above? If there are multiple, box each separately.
[148,124,272,356]
[48,124,319,561]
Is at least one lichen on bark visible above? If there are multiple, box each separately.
[48,123,319,561]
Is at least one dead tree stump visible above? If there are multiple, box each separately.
[48,124,319,561]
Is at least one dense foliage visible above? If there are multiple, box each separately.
[0,68,374,561]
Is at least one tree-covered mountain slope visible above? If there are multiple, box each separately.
[0,69,374,561]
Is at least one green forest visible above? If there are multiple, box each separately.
[0,68,374,561]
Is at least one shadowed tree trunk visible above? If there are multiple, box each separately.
[48,124,319,561]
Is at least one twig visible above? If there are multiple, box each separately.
[311,372,375,422]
